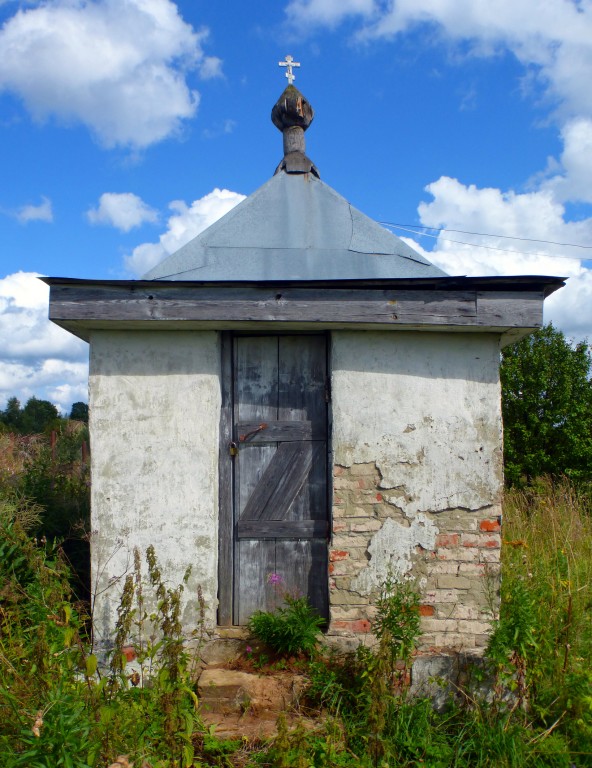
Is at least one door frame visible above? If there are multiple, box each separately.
[217,330,332,626]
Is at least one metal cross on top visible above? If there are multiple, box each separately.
[279,55,300,85]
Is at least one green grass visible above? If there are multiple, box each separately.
[256,479,592,767]
[1,477,592,766]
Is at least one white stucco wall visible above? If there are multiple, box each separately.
[329,331,504,634]
[331,331,503,516]
[89,330,221,649]
[87,327,503,653]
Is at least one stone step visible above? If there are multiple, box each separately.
[198,668,306,716]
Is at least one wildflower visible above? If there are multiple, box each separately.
[245,645,253,654]
[267,572,282,585]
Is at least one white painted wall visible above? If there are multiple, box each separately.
[331,331,503,516]
[89,330,221,649]
[87,328,503,649]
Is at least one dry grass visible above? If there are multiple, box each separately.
[0,432,43,487]
[504,478,592,594]
[502,478,592,683]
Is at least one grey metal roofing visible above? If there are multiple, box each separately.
[143,170,448,282]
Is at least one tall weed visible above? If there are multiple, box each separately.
[0,495,205,767]
[3,477,592,766]
[274,480,592,766]
[488,479,592,752]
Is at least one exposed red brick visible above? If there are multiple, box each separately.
[436,533,460,548]
[330,550,349,562]
[328,563,335,575]
[419,605,435,617]
[121,645,136,663]
[480,519,501,532]
[483,538,501,548]
[375,493,383,501]
[334,465,345,476]
[332,619,371,633]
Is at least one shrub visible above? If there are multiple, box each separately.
[248,595,325,657]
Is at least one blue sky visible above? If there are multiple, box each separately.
[1,0,591,412]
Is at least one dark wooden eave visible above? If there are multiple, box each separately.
[43,275,565,345]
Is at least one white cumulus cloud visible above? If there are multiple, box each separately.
[287,0,592,120]
[125,188,246,276]
[87,192,158,232]
[407,176,592,341]
[542,118,592,205]
[16,196,53,223]
[0,0,219,149]
[0,272,88,413]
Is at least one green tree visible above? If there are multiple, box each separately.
[69,402,88,423]
[1,397,23,431]
[20,397,60,434]
[501,324,592,485]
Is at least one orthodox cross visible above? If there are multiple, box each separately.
[279,55,300,85]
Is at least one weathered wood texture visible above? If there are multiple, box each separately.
[237,420,326,441]
[48,282,550,329]
[231,334,329,625]
[237,520,329,538]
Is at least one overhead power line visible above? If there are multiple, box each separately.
[380,222,592,250]
[380,222,592,261]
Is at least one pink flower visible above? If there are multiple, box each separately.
[245,645,253,654]
[267,572,283,585]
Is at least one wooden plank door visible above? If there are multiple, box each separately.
[229,334,329,625]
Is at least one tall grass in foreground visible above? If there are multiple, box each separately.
[1,479,592,766]
[0,491,203,768]
[264,480,592,767]
[492,480,592,752]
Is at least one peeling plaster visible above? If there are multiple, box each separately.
[89,330,221,647]
[351,515,438,595]
[331,332,503,516]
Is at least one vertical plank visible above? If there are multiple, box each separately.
[309,538,329,621]
[234,336,278,625]
[218,333,233,625]
[276,539,328,620]
[235,337,278,522]
[235,336,279,422]
[278,336,326,424]
[279,336,327,523]
[237,540,276,624]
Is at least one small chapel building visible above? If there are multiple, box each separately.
[46,67,563,667]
